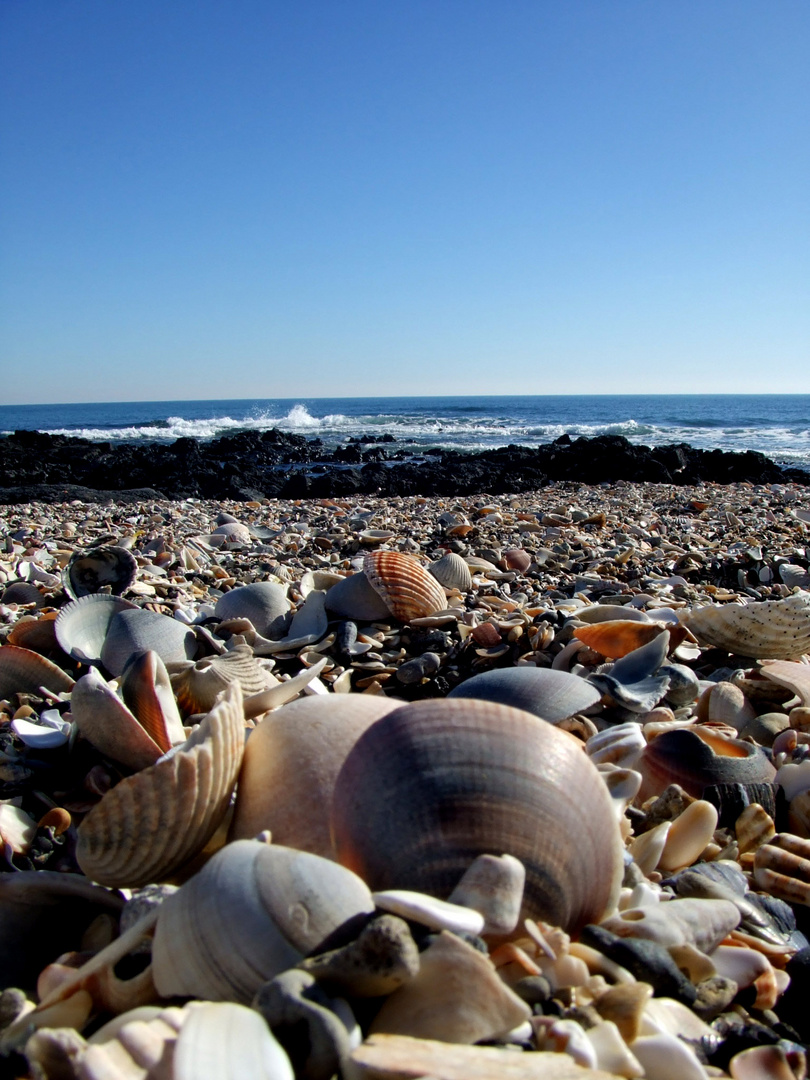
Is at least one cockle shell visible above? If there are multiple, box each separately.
[213,582,290,637]
[100,608,198,676]
[683,592,810,659]
[71,667,168,771]
[151,839,376,1003]
[76,683,245,887]
[6,612,61,657]
[229,694,399,855]
[169,644,276,716]
[753,833,810,907]
[447,667,600,723]
[428,552,473,592]
[502,548,532,573]
[0,580,43,607]
[63,545,138,600]
[120,650,186,750]
[0,644,75,699]
[574,620,665,659]
[323,571,392,621]
[363,550,447,623]
[331,698,625,933]
[55,594,138,666]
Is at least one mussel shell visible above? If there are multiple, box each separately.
[213,583,290,637]
[447,667,600,723]
[331,698,624,933]
[64,545,138,600]
[55,594,139,666]
[100,609,198,677]
[684,592,810,660]
[363,550,447,623]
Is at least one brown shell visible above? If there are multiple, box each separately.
[331,698,624,934]
[76,683,245,888]
[363,550,447,623]
[502,548,532,573]
[684,593,810,660]
[573,620,666,659]
[759,660,810,708]
[0,644,75,699]
[6,613,62,658]
[170,645,276,717]
[121,650,186,751]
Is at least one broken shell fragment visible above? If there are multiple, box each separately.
[684,592,810,660]
[169,644,276,716]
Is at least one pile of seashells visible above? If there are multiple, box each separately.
[1,480,810,1079]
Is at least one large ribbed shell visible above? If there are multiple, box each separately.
[684,593,810,660]
[0,644,75,699]
[331,698,624,933]
[76,683,245,888]
[363,551,447,623]
[170,645,276,717]
[100,609,198,676]
[54,595,139,666]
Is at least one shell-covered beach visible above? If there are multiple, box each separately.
[2,479,810,1079]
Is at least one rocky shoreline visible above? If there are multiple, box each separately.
[1,428,808,504]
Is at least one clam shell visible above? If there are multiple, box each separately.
[214,582,290,637]
[363,550,447,623]
[70,667,165,771]
[684,592,810,659]
[428,553,473,592]
[0,581,44,607]
[152,839,375,1003]
[6,612,61,657]
[0,644,75,698]
[55,595,139,666]
[120,650,186,750]
[76,682,245,887]
[63,545,138,600]
[170,645,276,717]
[331,698,625,933]
[447,667,600,723]
[229,694,399,855]
[100,608,198,676]
[324,571,392,621]
[576,605,652,625]
[573,621,665,659]
[502,548,532,573]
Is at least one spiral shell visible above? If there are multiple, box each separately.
[170,645,276,717]
[331,698,624,933]
[363,550,447,623]
[76,683,245,888]
[683,592,810,660]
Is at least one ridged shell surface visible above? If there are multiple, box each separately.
[100,609,197,676]
[684,593,810,659]
[170,645,276,716]
[363,550,447,623]
[0,644,75,699]
[55,595,139,666]
[63,545,138,600]
[331,698,624,933]
[428,553,473,592]
[446,667,600,723]
[213,583,290,637]
[76,683,245,887]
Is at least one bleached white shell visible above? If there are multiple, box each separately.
[55,594,138,666]
[684,592,810,660]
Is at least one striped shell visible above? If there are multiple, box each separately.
[76,683,245,888]
[0,644,75,699]
[573,620,666,659]
[100,609,198,676]
[363,551,447,623]
[331,698,624,933]
[683,592,810,660]
[170,645,276,717]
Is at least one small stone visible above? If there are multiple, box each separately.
[513,975,552,1007]
[580,926,697,1006]
[299,915,420,997]
[692,975,739,1021]
[739,712,790,747]
[372,890,485,936]
[447,853,525,937]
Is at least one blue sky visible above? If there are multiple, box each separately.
[1,1,808,403]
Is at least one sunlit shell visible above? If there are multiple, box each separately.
[575,605,652,625]
[759,660,810,708]
[573,620,666,659]
[428,553,472,592]
[213,582,290,637]
[502,548,532,573]
[63,546,138,600]
[363,551,447,623]
[0,644,75,699]
[100,608,198,676]
[684,592,810,660]
[55,595,139,666]
[70,667,165,772]
[0,581,43,607]
[753,833,810,907]
[331,698,624,933]
[7,612,61,658]
[170,645,276,717]
[76,683,245,888]
[323,571,393,621]
[447,667,600,723]
[229,694,399,856]
[120,650,187,750]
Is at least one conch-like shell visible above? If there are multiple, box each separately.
[331,698,625,933]
[151,839,375,1003]
[0,644,74,699]
[63,545,138,600]
[684,592,810,659]
[76,683,245,887]
[169,645,277,716]
[447,667,600,724]
[363,550,447,623]
[229,694,399,856]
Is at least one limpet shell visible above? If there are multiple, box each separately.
[63,545,138,600]
[684,592,810,659]
[363,550,447,623]
[447,666,600,723]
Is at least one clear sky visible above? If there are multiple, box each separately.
[1,1,808,404]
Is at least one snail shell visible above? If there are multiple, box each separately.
[331,698,624,934]
[363,550,447,623]
[684,592,810,660]
[447,667,600,724]
[152,840,375,1003]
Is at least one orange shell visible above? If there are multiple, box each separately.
[573,620,665,659]
[363,551,447,623]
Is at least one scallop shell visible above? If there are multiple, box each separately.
[683,592,810,660]
[75,682,245,888]
[100,608,198,676]
[0,644,75,699]
[363,550,447,623]
[63,545,138,600]
[55,594,139,666]
[213,582,290,637]
[573,620,666,659]
[323,571,392,621]
[229,694,399,856]
[151,839,376,1003]
[447,667,600,723]
[331,698,625,933]
[170,645,276,717]
[428,553,473,592]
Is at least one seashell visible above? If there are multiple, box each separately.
[299,569,343,596]
[55,594,139,666]
[428,552,472,592]
[0,643,75,699]
[152,839,376,1003]
[363,550,447,623]
[372,889,485,936]
[585,1020,644,1079]
[174,1000,294,1080]
[660,663,701,707]
[759,659,810,708]
[324,571,392,621]
[120,649,186,749]
[736,802,776,853]
[63,545,138,600]
[600,897,740,952]
[586,631,672,713]
[100,608,197,676]
[636,726,776,804]
[214,582,290,637]
[729,1045,801,1080]
[76,682,245,887]
[331,698,625,933]
[6,611,61,657]
[779,563,810,589]
[684,592,810,659]
[169,644,276,716]
[229,694,398,856]
[471,621,502,647]
[586,723,646,769]
[71,667,166,771]
[360,528,395,545]
[696,681,755,731]
[574,620,665,659]
[0,580,43,607]
[753,833,810,906]
[447,667,600,723]
[502,548,532,573]
[576,604,651,625]
[254,590,328,654]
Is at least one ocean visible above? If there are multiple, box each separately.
[1,395,809,471]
